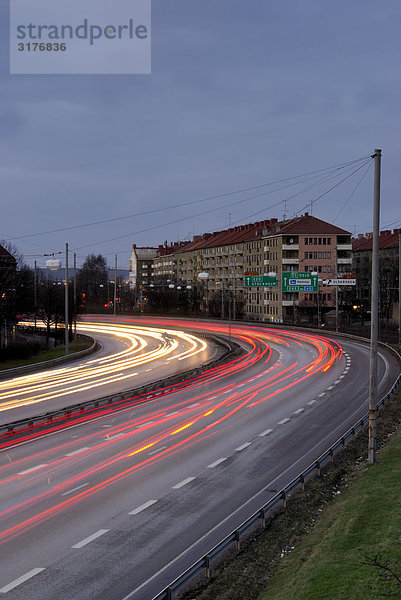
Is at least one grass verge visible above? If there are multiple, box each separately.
[0,337,93,371]
[185,384,401,600]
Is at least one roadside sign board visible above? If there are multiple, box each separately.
[282,271,318,292]
[244,275,277,288]
[323,278,356,286]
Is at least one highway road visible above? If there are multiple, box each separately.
[0,316,399,599]
[0,320,220,425]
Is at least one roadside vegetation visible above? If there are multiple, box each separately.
[186,378,401,600]
[0,336,93,371]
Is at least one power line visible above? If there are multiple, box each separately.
[5,154,371,243]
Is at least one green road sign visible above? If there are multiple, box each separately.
[282,271,318,292]
[244,275,277,288]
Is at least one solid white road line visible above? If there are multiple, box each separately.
[259,428,273,437]
[72,529,109,549]
[65,447,89,457]
[207,458,227,468]
[0,568,45,594]
[18,464,47,475]
[62,483,89,496]
[172,477,195,489]
[129,500,157,515]
[235,442,251,451]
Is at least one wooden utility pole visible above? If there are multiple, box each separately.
[368,149,381,464]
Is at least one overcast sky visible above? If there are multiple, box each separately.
[1,0,400,269]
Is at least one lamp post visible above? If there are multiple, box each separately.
[198,272,209,314]
[311,271,320,327]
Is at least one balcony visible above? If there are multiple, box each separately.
[282,244,299,251]
[337,258,352,264]
[282,300,299,307]
[282,258,299,265]
[337,243,352,251]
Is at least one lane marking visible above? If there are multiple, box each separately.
[339,375,345,379]
[18,464,47,475]
[208,395,218,400]
[235,442,251,452]
[0,568,45,594]
[327,385,334,390]
[62,483,89,496]
[318,392,325,397]
[172,477,195,489]
[259,428,273,437]
[334,380,340,384]
[129,500,157,515]
[136,421,153,428]
[148,446,167,456]
[307,399,316,405]
[278,418,290,425]
[207,458,227,468]
[72,529,109,549]
[107,433,124,441]
[293,408,304,415]
[65,447,89,457]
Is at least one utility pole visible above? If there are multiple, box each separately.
[399,233,401,347]
[114,254,117,317]
[34,260,37,328]
[73,253,77,341]
[65,243,69,355]
[368,149,381,465]
[233,254,237,321]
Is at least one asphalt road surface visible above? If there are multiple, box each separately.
[0,316,398,600]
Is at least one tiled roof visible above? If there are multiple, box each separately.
[175,219,279,254]
[274,213,351,236]
[352,229,401,252]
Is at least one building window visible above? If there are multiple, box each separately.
[323,238,326,245]
[305,238,308,245]
[328,266,331,273]
[328,238,331,245]
[328,251,331,258]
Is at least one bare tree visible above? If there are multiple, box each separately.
[361,551,401,597]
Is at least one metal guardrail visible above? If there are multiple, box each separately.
[150,347,401,600]
[0,332,242,437]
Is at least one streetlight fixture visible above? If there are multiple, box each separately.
[198,272,210,314]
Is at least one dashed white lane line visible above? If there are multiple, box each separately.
[307,399,317,405]
[207,458,227,468]
[172,477,195,489]
[259,428,273,437]
[327,385,334,390]
[293,408,304,415]
[62,483,89,496]
[278,418,290,425]
[166,411,179,417]
[148,446,167,456]
[236,442,251,452]
[208,395,218,401]
[188,403,200,408]
[339,375,345,379]
[18,464,47,475]
[318,392,325,397]
[334,380,340,384]
[72,529,109,549]
[107,433,124,441]
[136,421,154,428]
[129,500,157,515]
[65,447,89,457]
[0,568,45,594]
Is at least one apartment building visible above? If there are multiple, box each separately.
[353,229,400,324]
[174,220,278,316]
[261,213,352,322]
[128,244,158,289]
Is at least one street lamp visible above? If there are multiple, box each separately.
[198,272,210,314]
[311,271,320,327]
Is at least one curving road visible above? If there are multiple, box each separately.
[0,316,398,599]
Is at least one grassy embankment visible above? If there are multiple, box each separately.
[0,337,93,371]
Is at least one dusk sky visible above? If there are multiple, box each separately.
[1,1,400,270]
